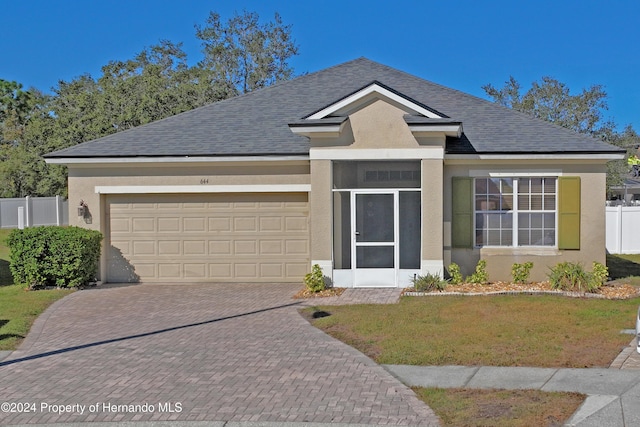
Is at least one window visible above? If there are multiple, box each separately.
[474,177,557,247]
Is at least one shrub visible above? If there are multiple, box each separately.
[448,263,463,285]
[467,259,488,284]
[548,261,604,293]
[7,226,102,289]
[304,264,326,293]
[589,261,609,290]
[511,262,533,284]
[411,273,448,292]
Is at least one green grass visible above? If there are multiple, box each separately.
[307,294,639,368]
[0,229,13,286]
[0,228,74,350]
[0,284,74,350]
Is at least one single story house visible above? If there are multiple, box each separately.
[45,58,624,287]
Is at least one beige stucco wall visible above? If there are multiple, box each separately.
[309,160,332,264]
[349,100,423,149]
[67,161,311,281]
[421,159,443,264]
[443,160,608,282]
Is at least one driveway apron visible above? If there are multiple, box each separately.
[0,283,439,426]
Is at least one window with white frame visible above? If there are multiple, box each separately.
[474,177,557,247]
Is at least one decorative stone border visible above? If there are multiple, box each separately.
[403,290,621,299]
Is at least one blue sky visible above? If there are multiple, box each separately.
[2,0,638,131]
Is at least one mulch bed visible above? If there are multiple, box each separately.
[403,280,640,299]
[293,287,345,299]
[293,281,640,300]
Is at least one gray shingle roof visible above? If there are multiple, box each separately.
[46,58,623,158]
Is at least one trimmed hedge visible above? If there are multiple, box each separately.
[7,226,102,288]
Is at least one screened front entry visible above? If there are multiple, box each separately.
[333,161,421,287]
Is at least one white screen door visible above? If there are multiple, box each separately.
[353,192,397,287]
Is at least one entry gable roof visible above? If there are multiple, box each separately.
[45,57,624,160]
[303,81,446,119]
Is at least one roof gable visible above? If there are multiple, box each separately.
[304,81,446,119]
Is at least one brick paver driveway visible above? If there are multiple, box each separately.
[0,283,439,425]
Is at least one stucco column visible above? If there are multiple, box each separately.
[421,158,444,275]
[309,159,333,277]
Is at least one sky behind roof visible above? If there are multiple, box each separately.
[2,0,639,131]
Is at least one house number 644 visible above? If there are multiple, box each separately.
[200,178,209,184]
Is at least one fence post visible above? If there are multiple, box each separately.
[25,196,31,228]
[55,195,62,226]
[17,206,24,229]
[617,205,623,254]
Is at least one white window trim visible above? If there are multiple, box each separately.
[473,177,558,248]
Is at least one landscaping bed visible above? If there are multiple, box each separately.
[403,280,640,299]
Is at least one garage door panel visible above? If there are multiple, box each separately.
[108,193,309,283]
[158,263,181,278]
[132,218,155,232]
[111,218,131,232]
[184,240,206,255]
[233,217,257,232]
[286,240,308,254]
[209,263,232,278]
[183,217,206,232]
[184,264,207,278]
[158,240,180,255]
[260,240,283,255]
[209,241,231,255]
[158,217,180,232]
[286,263,309,278]
[259,217,283,231]
[209,217,231,231]
[235,263,258,278]
[234,240,257,255]
[133,241,155,255]
[183,202,206,209]
[133,263,156,278]
[285,217,308,232]
[260,263,283,277]
[157,202,180,209]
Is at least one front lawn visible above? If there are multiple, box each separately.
[306,294,638,368]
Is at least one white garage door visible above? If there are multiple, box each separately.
[106,193,309,283]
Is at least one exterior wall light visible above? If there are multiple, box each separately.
[77,200,87,217]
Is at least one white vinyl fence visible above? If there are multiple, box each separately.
[606,205,640,254]
[0,196,69,229]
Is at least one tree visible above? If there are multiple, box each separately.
[0,79,33,145]
[482,76,611,135]
[0,84,64,197]
[605,125,640,191]
[0,9,300,197]
[483,75,634,192]
[196,10,299,95]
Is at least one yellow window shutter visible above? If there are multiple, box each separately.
[452,177,473,248]
[558,176,581,250]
